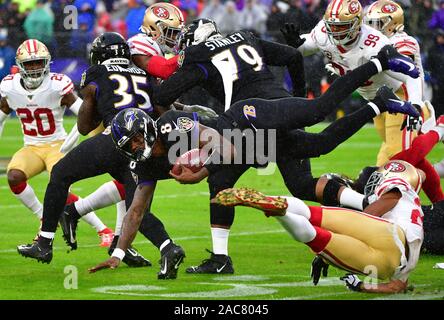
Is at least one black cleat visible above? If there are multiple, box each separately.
[376,45,420,78]
[17,242,53,264]
[108,236,152,268]
[158,243,186,279]
[59,204,79,250]
[375,85,420,117]
[186,249,234,274]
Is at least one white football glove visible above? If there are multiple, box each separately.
[60,124,80,154]
[420,101,436,134]
[340,274,363,292]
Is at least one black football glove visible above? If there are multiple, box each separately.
[340,274,363,292]
[280,23,306,49]
[310,255,329,285]
[400,104,423,131]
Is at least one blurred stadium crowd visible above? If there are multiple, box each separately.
[1,0,444,115]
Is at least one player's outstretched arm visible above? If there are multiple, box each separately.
[0,97,11,138]
[89,183,155,273]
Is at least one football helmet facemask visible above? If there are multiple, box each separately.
[176,18,222,51]
[364,160,423,198]
[364,0,404,37]
[16,39,51,89]
[323,0,363,46]
[140,3,185,53]
[89,32,130,65]
[110,108,157,162]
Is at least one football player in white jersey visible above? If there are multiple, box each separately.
[0,39,113,245]
[289,0,426,167]
[213,159,425,293]
[365,0,444,181]
[129,2,184,79]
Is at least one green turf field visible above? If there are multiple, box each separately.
[0,117,443,300]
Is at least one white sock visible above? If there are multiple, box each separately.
[431,126,444,141]
[114,200,126,236]
[39,231,55,239]
[211,227,230,255]
[81,211,107,232]
[339,188,365,210]
[14,183,43,219]
[370,58,383,73]
[276,212,316,243]
[283,196,311,219]
[74,181,122,215]
[159,239,171,252]
[434,158,444,178]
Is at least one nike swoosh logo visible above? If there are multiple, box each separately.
[161,257,168,274]
[69,224,75,244]
[126,248,138,256]
[388,99,403,105]
[216,263,227,273]
[400,59,415,71]
[174,256,184,269]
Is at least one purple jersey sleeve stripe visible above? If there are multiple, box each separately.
[196,63,208,79]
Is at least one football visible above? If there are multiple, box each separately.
[171,148,204,175]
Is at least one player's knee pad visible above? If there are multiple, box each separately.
[321,179,343,206]
[285,176,318,202]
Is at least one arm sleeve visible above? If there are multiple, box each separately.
[298,32,321,56]
[0,109,8,138]
[152,64,207,107]
[259,39,306,96]
[385,70,424,106]
[259,38,301,66]
[146,55,179,80]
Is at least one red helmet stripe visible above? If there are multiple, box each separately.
[25,40,31,53]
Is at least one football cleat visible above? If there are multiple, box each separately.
[108,236,152,268]
[17,242,53,264]
[186,249,234,274]
[377,45,419,78]
[98,228,114,248]
[158,243,186,279]
[214,187,288,217]
[375,86,420,118]
[59,204,79,250]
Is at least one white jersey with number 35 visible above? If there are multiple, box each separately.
[0,72,74,145]
[299,22,423,104]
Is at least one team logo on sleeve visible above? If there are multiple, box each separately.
[384,161,406,172]
[243,105,256,118]
[153,7,170,19]
[382,4,397,13]
[131,172,139,184]
[177,117,195,133]
[80,71,86,88]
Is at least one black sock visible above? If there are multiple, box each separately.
[38,236,53,248]
[67,203,82,220]
[160,241,174,255]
